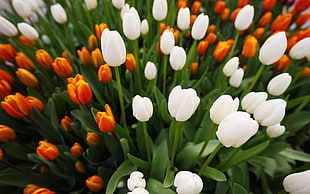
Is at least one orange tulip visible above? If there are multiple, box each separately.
[27,96,44,112]
[273,54,291,71]
[67,74,93,105]
[36,164,49,174]
[301,67,310,77]
[24,184,41,194]
[270,14,293,32]
[0,44,17,63]
[263,0,277,11]
[259,11,272,27]
[96,104,115,133]
[220,8,230,21]
[241,35,258,59]
[160,22,167,35]
[86,175,104,192]
[70,142,84,157]
[177,0,187,10]
[293,0,310,12]
[15,68,38,87]
[62,50,74,64]
[36,141,59,160]
[125,53,136,72]
[214,0,226,14]
[213,40,234,62]
[191,62,199,75]
[253,27,265,39]
[0,125,16,142]
[32,188,56,194]
[197,40,209,57]
[230,8,241,22]
[52,57,73,78]
[61,116,73,132]
[88,34,98,50]
[35,49,53,70]
[0,69,14,84]
[205,32,217,45]
[238,0,249,7]
[98,64,112,84]
[207,25,216,34]
[1,93,32,118]
[86,132,100,146]
[19,35,35,46]
[295,12,310,27]
[91,48,104,68]
[75,161,87,173]
[94,23,109,40]
[191,1,202,14]
[0,80,12,100]
[77,47,93,66]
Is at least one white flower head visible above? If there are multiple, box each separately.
[283,170,310,194]
[169,46,187,71]
[0,16,18,37]
[17,22,39,40]
[267,73,292,96]
[266,124,285,138]
[241,92,268,114]
[144,61,157,80]
[210,95,239,124]
[174,171,203,194]
[234,5,254,31]
[229,68,244,88]
[223,57,239,77]
[289,37,310,60]
[127,171,146,191]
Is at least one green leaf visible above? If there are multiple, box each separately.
[154,87,171,123]
[150,140,169,182]
[71,109,98,131]
[260,142,290,157]
[2,142,30,161]
[127,154,151,169]
[103,133,123,163]
[248,156,277,177]
[200,166,227,181]
[163,167,176,188]
[232,183,248,194]
[279,148,310,162]
[231,163,249,190]
[285,111,310,133]
[146,178,175,194]
[106,160,137,194]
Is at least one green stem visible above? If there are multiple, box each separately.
[142,122,151,161]
[162,55,168,96]
[199,143,223,175]
[102,0,112,27]
[216,146,242,171]
[284,95,310,125]
[241,64,265,98]
[226,30,240,60]
[171,121,183,166]
[114,66,127,129]
[193,66,209,89]
[133,39,142,92]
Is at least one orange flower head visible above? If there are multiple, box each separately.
[273,54,291,71]
[0,44,17,63]
[0,125,16,142]
[24,184,41,194]
[1,93,32,118]
[230,8,241,22]
[259,11,273,26]
[36,164,49,174]
[35,49,53,70]
[88,34,98,50]
[191,1,202,14]
[220,8,230,21]
[174,29,180,43]
[295,12,310,27]
[0,69,14,84]
[15,52,35,71]
[271,14,293,32]
[75,161,87,173]
[301,67,310,76]
[205,32,217,45]
[32,188,56,194]
[126,53,136,72]
[214,0,226,14]
[77,47,93,66]
[67,74,93,105]
[263,0,277,11]
[91,48,104,68]
[86,175,104,192]
[160,22,167,35]
[70,142,84,157]
[241,35,258,59]
[27,96,44,112]
[36,141,59,160]
[207,25,216,34]
[98,64,112,84]
[197,40,209,57]
[86,132,100,146]
[191,62,199,75]
[0,80,12,100]
[20,35,36,46]
[61,116,73,132]
[294,0,310,12]
[16,68,38,87]
[190,14,197,26]
[62,50,74,64]
[52,57,73,78]
[213,40,234,62]
[96,104,115,133]
[253,27,265,39]
[95,23,109,40]
[238,0,249,7]
[177,0,187,10]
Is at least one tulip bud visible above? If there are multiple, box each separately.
[24,184,40,194]
[52,57,73,78]
[132,95,153,122]
[0,80,12,100]
[0,70,14,84]
[295,12,310,27]
[12,0,33,18]
[88,35,97,50]
[213,39,234,62]
[70,142,84,157]
[174,171,203,194]
[152,0,168,21]
[223,57,239,77]
[91,48,104,68]
[263,0,277,10]
[75,161,87,173]
[0,16,18,37]
[270,14,292,32]
[191,13,209,40]
[289,38,310,60]
[141,19,149,35]
[267,73,292,96]
[168,85,200,122]
[191,62,199,75]
[0,125,16,142]
[144,61,157,80]
[84,0,97,10]
[35,49,53,70]
[36,164,49,174]
[27,96,44,112]
[1,93,32,118]
[205,32,217,45]
[242,35,258,59]
[229,68,244,88]
[101,29,126,67]
[15,53,35,71]
[41,35,51,45]
[266,124,285,138]
[234,5,254,31]
[283,170,310,193]
[120,3,130,19]
[61,116,73,132]
[230,8,241,22]
[126,53,136,72]
[197,40,209,57]
[36,141,59,160]
[254,99,286,126]
[177,7,190,31]
[259,32,287,65]
[259,11,272,26]
[123,7,141,40]
[50,3,67,24]
[210,95,239,124]
[86,132,100,146]
[0,1,9,11]
[241,92,268,114]
[253,27,265,39]
[86,175,104,192]
[169,46,186,71]
[94,23,109,40]
[127,171,146,191]
[273,54,291,71]
[77,47,93,66]
[214,0,226,14]
[32,188,56,194]
[17,23,39,40]
[220,8,230,21]
[96,104,115,132]
[98,64,112,83]
[112,0,125,9]
[67,74,93,105]
[160,29,175,55]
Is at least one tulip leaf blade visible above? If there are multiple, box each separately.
[200,166,227,182]
[279,148,310,162]
[146,178,175,194]
[163,167,176,188]
[232,183,248,194]
[127,153,151,169]
[150,140,169,182]
[2,142,30,161]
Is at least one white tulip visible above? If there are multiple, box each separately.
[127,188,149,194]
[254,99,286,126]
[169,46,186,71]
[289,38,310,60]
[112,0,125,9]
[17,22,39,40]
[120,4,130,19]
[267,73,292,96]
[0,0,9,11]
[12,0,33,18]
[144,62,157,80]
[177,7,190,31]
[210,95,239,124]
[241,92,268,114]
[141,19,149,35]
[50,3,67,24]
[191,13,209,40]
[25,0,40,12]
[283,170,310,194]
[216,112,259,147]
[123,7,141,40]
[85,0,97,10]
[132,95,153,122]
[174,171,203,194]
[223,57,239,77]
[259,31,287,65]
[229,68,244,88]
[42,35,51,44]
[101,29,126,67]
[234,5,254,31]
[168,85,200,122]
[152,0,167,21]
[127,171,146,191]
[266,124,285,138]
[160,29,175,55]
[0,16,18,37]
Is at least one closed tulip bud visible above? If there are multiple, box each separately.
[217,111,259,147]
[270,14,292,32]
[96,104,115,132]
[230,8,241,22]
[191,62,199,75]
[141,19,149,35]
[241,92,268,114]
[101,29,126,67]
[0,80,12,99]
[1,93,32,118]
[220,8,230,21]
[238,0,249,7]
[91,48,104,68]
[266,124,285,138]
[112,0,125,9]
[75,161,87,173]
[0,16,18,37]
[168,85,200,122]
[191,1,202,14]
[132,95,153,122]
[254,99,286,126]
[12,0,33,18]
[0,44,17,63]
[70,142,84,157]
[0,125,16,142]
[94,23,108,40]
[0,69,14,84]
[213,40,234,62]
[17,23,39,40]
[289,38,310,60]
[197,40,209,57]
[174,171,203,194]
[120,3,130,19]
[24,184,40,194]
[123,7,141,40]
[283,170,310,193]
[253,27,265,39]
[259,11,272,26]
[36,164,49,174]
[205,32,217,45]
[267,73,292,96]
[214,0,226,14]
[86,175,104,192]
[35,49,53,70]
[15,53,35,71]
[77,47,93,66]
[127,171,146,191]
[295,12,310,27]
[67,74,93,105]
[52,57,73,78]
[259,32,287,65]
[86,132,100,146]
[98,64,112,83]
[301,67,310,76]
[61,116,73,132]
[27,96,44,112]
[210,95,239,124]
[191,13,209,40]
[229,68,244,88]
[32,188,56,194]
[126,53,136,72]
[152,0,168,21]
[273,54,291,71]
[160,29,175,55]
[177,7,190,30]
[242,35,258,59]
[88,35,97,50]
[41,35,51,45]
[263,0,277,10]
[84,0,97,10]
[223,57,239,77]
[50,3,67,24]
[144,61,157,80]
[169,46,186,71]
[234,5,254,31]
[36,141,59,160]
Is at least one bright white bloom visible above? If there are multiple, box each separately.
[25,0,40,12]
[127,188,149,194]
[0,16,18,37]
[191,13,209,40]
[234,5,254,31]
[210,95,239,124]
[127,171,146,191]
[17,22,39,40]
[241,92,268,114]
[259,31,287,65]
[267,73,292,96]
[160,29,175,55]
[217,112,259,147]
[85,0,97,10]
[132,95,153,122]
[123,7,141,40]
[177,7,190,30]
[266,124,285,138]
[42,35,51,44]
[168,85,200,122]
[12,0,33,18]
[101,29,126,67]
[229,68,244,88]
[152,0,167,21]
[50,3,67,24]
[174,171,203,194]
[223,57,239,77]
[112,0,125,9]
[144,62,157,80]
[141,19,149,35]
[254,99,286,126]
[283,170,310,194]
[289,38,310,60]
[169,46,186,71]
[121,4,130,19]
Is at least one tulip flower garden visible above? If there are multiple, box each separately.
[0,0,310,193]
